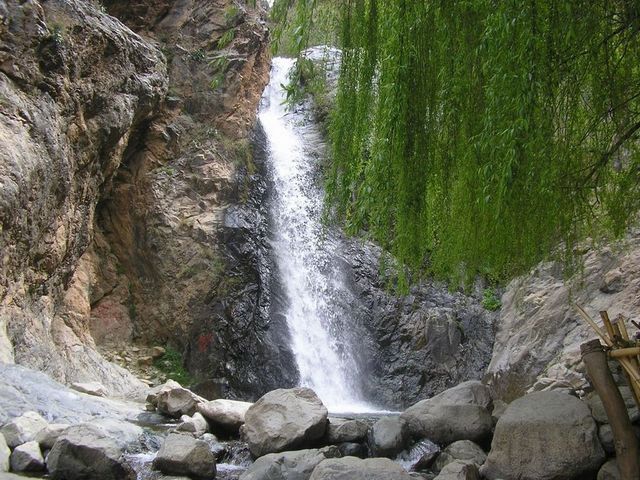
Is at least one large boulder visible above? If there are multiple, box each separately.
[10,441,45,473]
[325,418,368,444]
[480,391,605,480]
[240,446,340,480]
[597,459,620,480]
[434,461,480,480]
[197,399,252,433]
[434,441,486,471]
[175,412,209,436]
[0,433,9,472]
[309,457,413,480]
[243,388,329,457]
[368,416,410,458]
[400,382,493,445]
[47,424,136,480]
[152,433,216,479]
[156,385,205,418]
[0,411,48,447]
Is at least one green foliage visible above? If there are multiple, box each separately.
[48,23,65,46]
[217,29,236,49]
[482,288,502,311]
[279,0,640,285]
[189,48,206,62]
[154,347,193,386]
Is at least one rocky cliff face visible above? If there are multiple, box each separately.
[486,232,640,401]
[0,0,276,397]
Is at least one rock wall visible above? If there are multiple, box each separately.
[486,232,640,401]
[0,0,277,398]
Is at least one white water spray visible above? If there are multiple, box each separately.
[259,57,372,413]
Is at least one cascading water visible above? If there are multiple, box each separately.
[259,57,373,413]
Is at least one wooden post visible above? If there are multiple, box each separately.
[582,339,640,480]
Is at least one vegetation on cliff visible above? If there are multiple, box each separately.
[273,0,640,286]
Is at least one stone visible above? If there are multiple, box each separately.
[10,441,45,472]
[480,391,605,480]
[400,403,493,445]
[240,446,340,480]
[434,441,486,471]
[243,388,328,457]
[147,380,182,407]
[586,386,640,423]
[336,442,367,458]
[597,459,620,480]
[0,411,48,447]
[138,356,154,367]
[197,399,252,433]
[152,346,167,359]
[47,424,135,480]
[71,382,108,397]
[397,439,440,471]
[325,418,368,444]
[427,381,493,411]
[0,433,9,472]
[424,310,463,367]
[368,416,410,458]
[152,433,216,479]
[156,385,205,418]
[35,423,70,450]
[309,457,413,480]
[176,412,209,436]
[434,461,480,480]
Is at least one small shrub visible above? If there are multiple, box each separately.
[189,48,206,62]
[153,346,193,386]
[482,288,502,311]
[217,29,235,49]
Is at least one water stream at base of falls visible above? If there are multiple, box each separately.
[258,56,375,414]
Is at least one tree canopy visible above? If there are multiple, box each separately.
[273,0,640,285]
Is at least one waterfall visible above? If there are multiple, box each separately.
[258,57,372,413]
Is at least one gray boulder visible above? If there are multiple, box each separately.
[0,433,9,472]
[47,424,136,480]
[309,457,413,480]
[156,385,205,418]
[152,433,216,479]
[597,459,620,480]
[240,446,340,480]
[35,423,70,450]
[434,461,480,480]
[336,442,367,458]
[424,310,463,367]
[243,388,328,457]
[325,418,368,444]
[197,399,252,433]
[1,411,48,447]
[434,441,486,471]
[176,412,209,436]
[71,382,108,397]
[10,440,45,472]
[586,386,640,423]
[480,391,605,480]
[401,382,493,445]
[368,416,410,458]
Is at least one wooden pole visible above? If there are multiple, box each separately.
[582,339,640,480]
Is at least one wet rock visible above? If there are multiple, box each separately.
[309,457,413,480]
[240,446,340,480]
[480,392,605,480]
[424,310,463,367]
[336,442,367,458]
[397,439,440,471]
[10,441,45,473]
[197,399,252,433]
[434,461,479,480]
[243,388,328,457]
[152,433,216,479]
[598,459,620,480]
[156,385,205,418]
[71,382,108,397]
[368,416,410,458]
[0,433,9,472]
[434,441,486,471]
[47,424,135,480]
[35,424,70,450]
[175,412,209,436]
[325,418,368,444]
[427,382,492,411]
[1,411,48,447]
